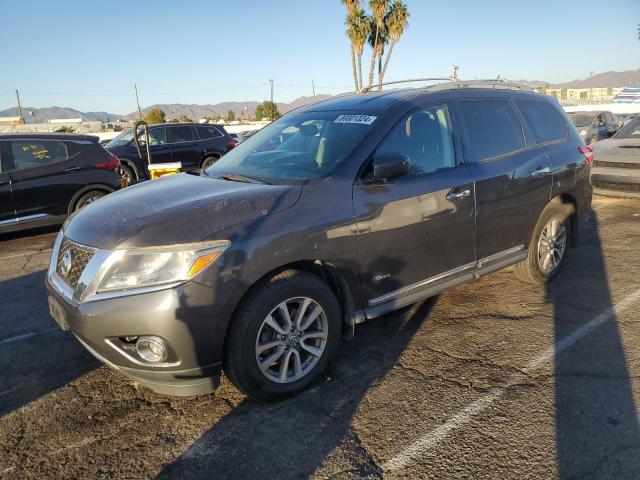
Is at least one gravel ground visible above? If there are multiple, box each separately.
[1,196,639,479]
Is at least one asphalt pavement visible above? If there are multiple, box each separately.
[1,196,639,479]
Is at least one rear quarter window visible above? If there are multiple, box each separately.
[196,126,224,140]
[9,140,72,171]
[515,99,567,144]
[457,100,525,162]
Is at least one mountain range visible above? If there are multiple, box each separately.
[3,70,638,123]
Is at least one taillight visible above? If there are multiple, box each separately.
[96,154,121,170]
[578,146,593,165]
[227,139,237,149]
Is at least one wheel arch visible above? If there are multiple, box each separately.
[550,192,578,247]
[67,184,114,214]
[223,260,357,348]
[118,157,141,181]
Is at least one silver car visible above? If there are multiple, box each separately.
[591,116,640,197]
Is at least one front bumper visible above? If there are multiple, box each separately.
[45,274,231,396]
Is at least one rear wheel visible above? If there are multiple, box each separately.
[224,270,341,401]
[513,202,571,284]
[73,190,106,211]
[201,156,219,171]
[119,163,136,184]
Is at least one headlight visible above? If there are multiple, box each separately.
[580,129,587,136]
[96,241,229,293]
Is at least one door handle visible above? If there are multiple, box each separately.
[531,166,550,177]
[65,166,81,172]
[446,189,471,201]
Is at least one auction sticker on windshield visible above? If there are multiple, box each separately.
[334,114,377,125]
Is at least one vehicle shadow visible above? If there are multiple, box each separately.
[0,270,99,417]
[158,296,435,479]
[549,212,640,477]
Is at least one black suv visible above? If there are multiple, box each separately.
[104,122,236,182]
[46,82,592,400]
[0,134,122,233]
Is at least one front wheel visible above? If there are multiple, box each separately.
[513,202,571,284]
[201,156,219,171]
[589,135,598,145]
[224,270,341,401]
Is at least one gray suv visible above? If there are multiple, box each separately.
[46,81,593,401]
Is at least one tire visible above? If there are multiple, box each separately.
[201,156,219,171]
[119,163,136,184]
[589,135,598,145]
[74,190,106,211]
[224,269,341,401]
[513,202,571,284]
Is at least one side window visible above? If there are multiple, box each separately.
[514,99,567,144]
[377,104,455,176]
[145,127,166,145]
[166,126,194,144]
[457,100,525,162]
[196,126,223,140]
[10,140,70,171]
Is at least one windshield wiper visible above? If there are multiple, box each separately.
[215,174,269,185]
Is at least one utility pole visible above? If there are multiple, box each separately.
[312,80,316,96]
[268,79,274,120]
[134,83,142,120]
[589,71,594,103]
[15,89,24,122]
[451,65,459,81]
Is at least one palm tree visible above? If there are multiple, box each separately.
[379,0,409,88]
[342,0,361,92]
[346,7,371,92]
[367,0,389,90]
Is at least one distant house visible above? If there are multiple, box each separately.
[0,116,25,125]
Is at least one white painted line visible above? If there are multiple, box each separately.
[383,287,640,473]
[0,249,52,262]
[0,327,59,346]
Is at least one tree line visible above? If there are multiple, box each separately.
[143,100,280,125]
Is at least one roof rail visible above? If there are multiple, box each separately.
[360,77,456,93]
[360,76,535,94]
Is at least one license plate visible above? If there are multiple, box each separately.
[48,295,69,331]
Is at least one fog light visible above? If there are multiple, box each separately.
[135,336,168,363]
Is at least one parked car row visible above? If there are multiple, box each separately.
[0,134,123,233]
[568,111,620,145]
[46,83,593,400]
[104,122,236,183]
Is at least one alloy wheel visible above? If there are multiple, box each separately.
[255,297,328,384]
[537,218,567,274]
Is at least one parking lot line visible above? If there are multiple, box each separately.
[383,287,640,473]
[0,327,58,346]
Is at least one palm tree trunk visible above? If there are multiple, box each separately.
[368,31,379,89]
[357,52,363,91]
[350,45,359,93]
[379,41,396,87]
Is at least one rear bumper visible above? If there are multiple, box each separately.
[591,166,640,197]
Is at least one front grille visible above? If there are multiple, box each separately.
[56,238,95,288]
[593,160,640,170]
[593,181,640,193]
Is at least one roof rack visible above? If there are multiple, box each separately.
[360,77,456,93]
[360,76,535,94]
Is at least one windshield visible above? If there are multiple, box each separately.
[105,129,134,148]
[204,111,376,183]
[568,113,594,128]
[614,116,640,139]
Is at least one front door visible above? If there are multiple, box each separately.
[454,98,552,260]
[0,141,16,225]
[354,103,476,304]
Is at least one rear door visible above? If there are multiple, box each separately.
[7,138,87,221]
[454,98,552,261]
[139,126,172,166]
[166,125,199,169]
[354,102,476,304]
[0,141,16,225]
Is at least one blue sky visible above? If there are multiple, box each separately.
[1,0,638,114]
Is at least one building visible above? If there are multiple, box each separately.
[0,116,25,125]
[613,86,640,104]
[537,87,625,105]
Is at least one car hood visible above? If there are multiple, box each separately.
[64,173,302,249]
[593,138,640,162]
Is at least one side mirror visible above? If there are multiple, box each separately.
[370,152,410,182]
